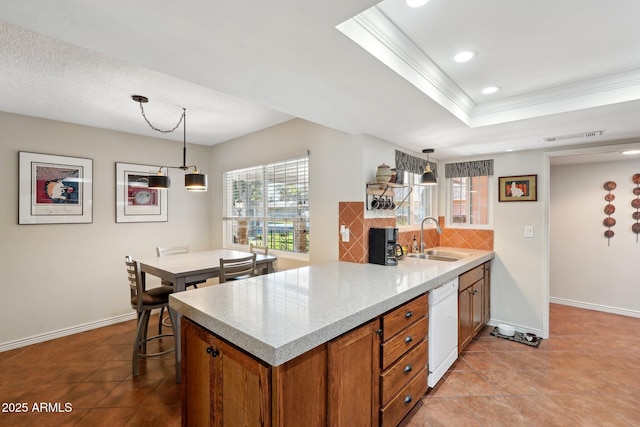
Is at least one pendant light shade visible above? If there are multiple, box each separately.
[132,95,208,192]
[419,148,437,186]
[185,172,207,191]
[148,172,170,189]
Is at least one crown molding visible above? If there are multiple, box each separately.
[337,6,640,128]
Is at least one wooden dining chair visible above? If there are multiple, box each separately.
[219,253,257,283]
[250,244,273,275]
[126,255,176,377]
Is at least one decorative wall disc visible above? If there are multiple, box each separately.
[632,199,640,209]
[633,174,640,185]
[603,181,616,246]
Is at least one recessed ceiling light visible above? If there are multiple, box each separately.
[406,0,430,7]
[481,86,500,95]
[454,51,475,63]
[622,150,640,155]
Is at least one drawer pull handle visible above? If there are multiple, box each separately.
[404,395,412,404]
[403,364,412,373]
[405,335,413,344]
[405,310,413,319]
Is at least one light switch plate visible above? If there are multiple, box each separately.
[340,226,350,242]
[524,226,534,238]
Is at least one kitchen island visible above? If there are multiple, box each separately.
[170,247,494,426]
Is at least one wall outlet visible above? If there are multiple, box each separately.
[524,226,534,238]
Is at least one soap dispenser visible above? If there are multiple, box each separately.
[412,235,419,253]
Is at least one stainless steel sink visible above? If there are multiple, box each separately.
[407,250,470,262]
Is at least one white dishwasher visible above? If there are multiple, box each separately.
[428,278,459,388]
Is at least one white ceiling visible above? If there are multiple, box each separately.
[1,0,640,160]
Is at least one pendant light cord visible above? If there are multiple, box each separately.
[136,100,185,134]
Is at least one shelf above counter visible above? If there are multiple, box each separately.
[366,181,412,210]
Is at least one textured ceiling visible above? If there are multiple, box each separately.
[0,0,640,160]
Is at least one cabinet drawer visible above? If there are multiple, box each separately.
[380,368,428,427]
[380,339,427,405]
[381,294,428,341]
[381,316,428,370]
[459,264,484,291]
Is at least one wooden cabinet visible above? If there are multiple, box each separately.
[181,318,271,427]
[328,319,381,427]
[458,262,491,353]
[181,293,432,427]
[379,294,428,427]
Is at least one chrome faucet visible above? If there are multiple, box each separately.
[420,217,442,253]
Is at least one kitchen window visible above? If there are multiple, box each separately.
[445,160,493,227]
[395,171,433,226]
[223,155,309,254]
[394,150,436,227]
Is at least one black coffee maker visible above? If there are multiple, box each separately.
[369,227,400,266]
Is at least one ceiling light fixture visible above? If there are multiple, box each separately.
[622,150,640,155]
[454,51,475,63]
[132,95,207,191]
[419,148,437,185]
[481,86,500,95]
[406,0,431,8]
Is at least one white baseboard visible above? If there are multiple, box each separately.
[550,297,640,319]
[0,312,137,353]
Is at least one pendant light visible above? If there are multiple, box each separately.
[132,95,207,191]
[419,148,437,185]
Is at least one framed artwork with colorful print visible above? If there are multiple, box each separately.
[116,162,168,223]
[19,152,93,224]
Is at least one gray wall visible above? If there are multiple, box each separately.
[0,112,212,349]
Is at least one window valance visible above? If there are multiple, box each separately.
[444,159,493,178]
[395,150,438,177]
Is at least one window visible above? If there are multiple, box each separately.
[445,160,493,227]
[223,155,309,254]
[450,176,490,225]
[395,171,433,226]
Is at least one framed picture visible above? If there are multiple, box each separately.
[19,152,93,224]
[499,175,537,202]
[116,162,168,223]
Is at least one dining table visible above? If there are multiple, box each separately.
[138,249,277,383]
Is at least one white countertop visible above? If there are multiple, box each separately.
[169,247,494,366]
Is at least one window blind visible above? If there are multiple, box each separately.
[223,155,309,253]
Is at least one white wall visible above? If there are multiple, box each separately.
[550,159,640,316]
[491,151,547,336]
[0,112,212,349]
[440,151,548,336]
[208,119,364,265]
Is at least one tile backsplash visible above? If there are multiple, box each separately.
[339,202,494,263]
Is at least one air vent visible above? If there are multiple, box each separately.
[543,131,603,142]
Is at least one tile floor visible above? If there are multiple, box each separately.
[401,303,640,426]
[0,304,638,426]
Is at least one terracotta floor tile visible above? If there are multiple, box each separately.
[74,406,138,426]
[410,397,481,427]
[1,303,639,426]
